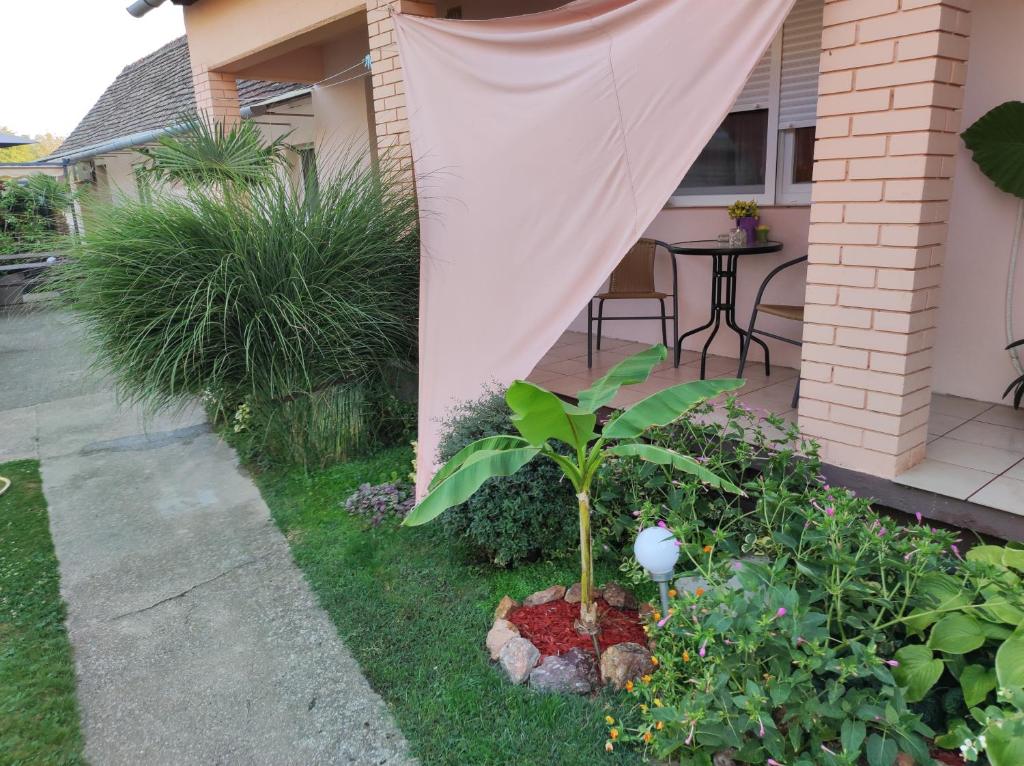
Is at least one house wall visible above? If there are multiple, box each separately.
[930,0,1024,404]
[313,30,374,177]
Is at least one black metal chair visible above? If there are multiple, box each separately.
[736,255,808,408]
[587,238,679,368]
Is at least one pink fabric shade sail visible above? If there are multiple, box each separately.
[395,0,796,496]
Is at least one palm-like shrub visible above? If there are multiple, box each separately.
[61,148,419,466]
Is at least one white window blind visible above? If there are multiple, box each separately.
[733,48,773,112]
[779,0,824,129]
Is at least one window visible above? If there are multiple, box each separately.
[671,0,822,207]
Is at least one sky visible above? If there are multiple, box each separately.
[2,1,186,138]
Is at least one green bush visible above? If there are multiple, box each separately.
[0,174,74,253]
[61,145,418,468]
[435,387,578,567]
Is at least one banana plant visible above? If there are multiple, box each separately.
[404,344,744,632]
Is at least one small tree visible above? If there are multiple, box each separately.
[404,344,743,632]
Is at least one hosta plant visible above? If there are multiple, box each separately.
[404,344,743,631]
[895,543,1024,764]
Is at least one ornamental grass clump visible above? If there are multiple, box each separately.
[60,128,418,466]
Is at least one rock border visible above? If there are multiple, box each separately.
[486,583,653,695]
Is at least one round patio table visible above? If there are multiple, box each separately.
[668,239,783,379]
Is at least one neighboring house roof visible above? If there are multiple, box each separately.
[0,132,33,148]
[51,36,302,160]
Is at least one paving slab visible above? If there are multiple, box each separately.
[3,308,414,765]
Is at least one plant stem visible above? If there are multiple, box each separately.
[577,489,598,632]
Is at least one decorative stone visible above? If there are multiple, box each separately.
[560,647,600,688]
[602,582,637,610]
[529,654,593,694]
[638,602,655,618]
[896,754,916,766]
[523,584,566,606]
[499,637,540,684]
[599,642,653,690]
[494,595,519,620]
[486,618,520,660]
[564,582,602,604]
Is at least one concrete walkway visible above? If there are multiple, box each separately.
[1,306,414,765]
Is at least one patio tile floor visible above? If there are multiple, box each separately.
[532,332,1024,518]
[896,397,1024,516]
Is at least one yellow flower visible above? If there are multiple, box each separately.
[683,650,690,663]
[605,741,614,753]
[625,680,634,692]
[605,716,615,725]
[642,674,653,684]
[703,544,713,553]
[653,611,661,621]
[654,698,663,707]
[639,704,648,713]
[656,721,664,731]
[668,588,677,598]
[610,728,619,740]
[642,732,653,743]
[651,656,660,666]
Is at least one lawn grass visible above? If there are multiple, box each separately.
[0,460,84,765]
[256,445,647,766]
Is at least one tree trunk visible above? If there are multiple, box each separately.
[577,490,598,632]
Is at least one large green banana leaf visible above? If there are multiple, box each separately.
[405,445,540,526]
[506,380,597,450]
[429,434,532,491]
[602,379,744,439]
[575,344,667,412]
[606,442,743,494]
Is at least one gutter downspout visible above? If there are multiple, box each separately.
[51,124,189,166]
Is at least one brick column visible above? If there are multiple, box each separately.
[191,66,242,126]
[798,0,971,478]
[366,0,436,175]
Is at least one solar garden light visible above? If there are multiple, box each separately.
[633,526,680,616]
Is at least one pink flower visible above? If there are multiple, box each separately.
[684,722,695,746]
[632,510,641,517]
[775,607,787,618]
[825,506,835,517]
[821,745,837,756]
[767,760,784,766]
[877,527,887,537]
[885,659,899,667]
[823,484,831,491]
[915,511,923,524]
[951,544,962,559]
[699,640,707,658]
[657,520,667,529]
[758,719,766,738]
[657,614,671,628]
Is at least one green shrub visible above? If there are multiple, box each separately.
[61,145,418,467]
[0,174,74,253]
[435,387,578,567]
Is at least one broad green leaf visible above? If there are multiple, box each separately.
[602,379,745,439]
[1002,546,1024,571]
[841,719,866,756]
[575,345,667,412]
[967,544,1010,567]
[986,714,1024,766]
[961,101,1024,199]
[428,435,531,491]
[865,733,898,766]
[404,446,539,526]
[981,586,1024,625]
[960,664,998,707]
[506,380,596,450]
[893,645,944,702]
[605,443,743,494]
[929,613,987,655]
[996,627,1024,688]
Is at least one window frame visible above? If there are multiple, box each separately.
[666,32,813,209]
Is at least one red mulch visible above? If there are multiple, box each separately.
[506,598,647,658]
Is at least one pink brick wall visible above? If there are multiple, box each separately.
[191,66,243,126]
[798,0,971,478]
[366,0,436,173]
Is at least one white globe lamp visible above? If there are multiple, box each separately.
[634,526,680,613]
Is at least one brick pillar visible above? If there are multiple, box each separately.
[798,0,971,478]
[366,0,436,175]
[191,66,242,127]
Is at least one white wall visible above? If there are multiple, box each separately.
[313,26,373,179]
[930,0,1024,404]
